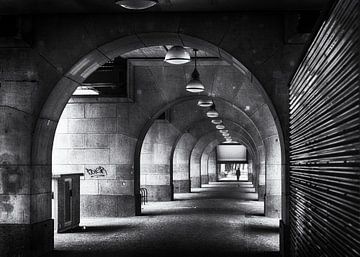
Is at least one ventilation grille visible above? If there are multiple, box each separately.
[289,0,359,256]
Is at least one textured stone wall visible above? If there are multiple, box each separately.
[200,153,209,185]
[173,133,197,193]
[200,140,219,185]
[0,48,54,257]
[140,120,180,201]
[190,149,202,188]
[52,101,139,217]
[208,150,217,182]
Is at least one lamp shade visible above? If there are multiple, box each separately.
[211,119,222,125]
[216,124,225,130]
[207,104,219,118]
[198,99,213,107]
[164,46,191,64]
[207,109,219,118]
[115,0,158,9]
[186,68,204,93]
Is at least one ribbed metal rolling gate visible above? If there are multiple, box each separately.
[289,0,359,256]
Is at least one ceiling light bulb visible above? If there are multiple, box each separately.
[222,133,230,136]
[115,0,158,10]
[186,49,204,93]
[164,46,191,64]
[211,119,222,125]
[207,109,219,118]
[219,129,228,133]
[197,99,213,107]
[186,68,204,93]
[216,124,225,130]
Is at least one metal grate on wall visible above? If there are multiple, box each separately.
[289,0,359,256]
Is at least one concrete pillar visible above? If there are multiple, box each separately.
[140,120,180,201]
[190,150,201,188]
[248,158,253,182]
[172,133,196,193]
[0,49,53,256]
[52,102,146,217]
[264,136,282,218]
[258,145,266,200]
[208,150,217,182]
[200,154,209,185]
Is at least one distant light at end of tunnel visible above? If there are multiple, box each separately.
[73,86,99,96]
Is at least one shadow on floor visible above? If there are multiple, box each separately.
[60,224,138,234]
[246,224,279,234]
[141,208,250,216]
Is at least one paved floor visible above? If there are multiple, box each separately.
[54,181,279,257]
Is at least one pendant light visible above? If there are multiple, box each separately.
[216,124,225,130]
[186,49,205,93]
[219,129,228,133]
[211,119,222,125]
[115,0,158,10]
[197,99,213,107]
[164,46,191,65]
[207,104,219,118]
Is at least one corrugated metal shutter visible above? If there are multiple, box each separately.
[289,0,359,256]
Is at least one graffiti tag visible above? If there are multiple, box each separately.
[85,166,107,178]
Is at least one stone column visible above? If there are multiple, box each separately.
[140,120,180,201]
[53,102,141,217]
[264,136,282,218]
[200,153,209,185]
[207,150,217,182]
[0,49,53,257]
[173,133,196,193]
[190,150,201,188]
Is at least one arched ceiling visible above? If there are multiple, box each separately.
[170,99,263,145]
[123,53,276,144]
[0,0,330,14]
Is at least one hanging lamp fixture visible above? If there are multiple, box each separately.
[216,124,225,130]
[197,99,213,107]
[115,0,158,10]
[186,49,205,93]
[211,119,222,125]
[206,104,219,118]
[220,129,228,133]
[164,46,191,65]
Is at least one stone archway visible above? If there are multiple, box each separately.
[26,31,286,256]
